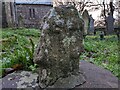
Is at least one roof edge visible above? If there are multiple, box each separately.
[16,3,53,6]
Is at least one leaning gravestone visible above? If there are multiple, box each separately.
[88,15,94,34]
[82,9,89,35]
[34,5,85,88]
[106,13,115,34]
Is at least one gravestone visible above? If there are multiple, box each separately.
[88,15,94,34]
[33,5,85,88]
[99,31,104,40]
[106,13,115,34]
[18,14,24,28]
[82,9,89,35]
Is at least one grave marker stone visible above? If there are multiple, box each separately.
[82,9,89,35]
[88,15,94,34]
[33,5,85,88]
[106,13,115,34]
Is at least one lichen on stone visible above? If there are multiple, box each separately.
[62,36,77,47]
[33,5,84,88]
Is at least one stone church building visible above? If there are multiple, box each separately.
[16,2,52,28]
[2,1,53,28]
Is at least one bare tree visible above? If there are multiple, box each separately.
[53,0,94,13]
[2,0,16,28]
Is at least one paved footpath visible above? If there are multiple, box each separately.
[77,60,119,88]
[0,60,119,89]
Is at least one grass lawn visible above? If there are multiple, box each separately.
[80,35,119,79]
[0,28,40,77]
[0,28,119,79]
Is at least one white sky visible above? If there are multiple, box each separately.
[14,0,118,20]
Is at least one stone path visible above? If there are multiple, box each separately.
[77,60,119,88]
[0,60,119,89]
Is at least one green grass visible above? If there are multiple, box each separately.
[1,28,40,39]
[0,28,119,79]
[80,35,119,79]
[0,28,40,77]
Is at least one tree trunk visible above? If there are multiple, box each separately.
[109,1,114,16]
[103,1,107,35]
[4,1,16,28]
[4,2,13,27]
